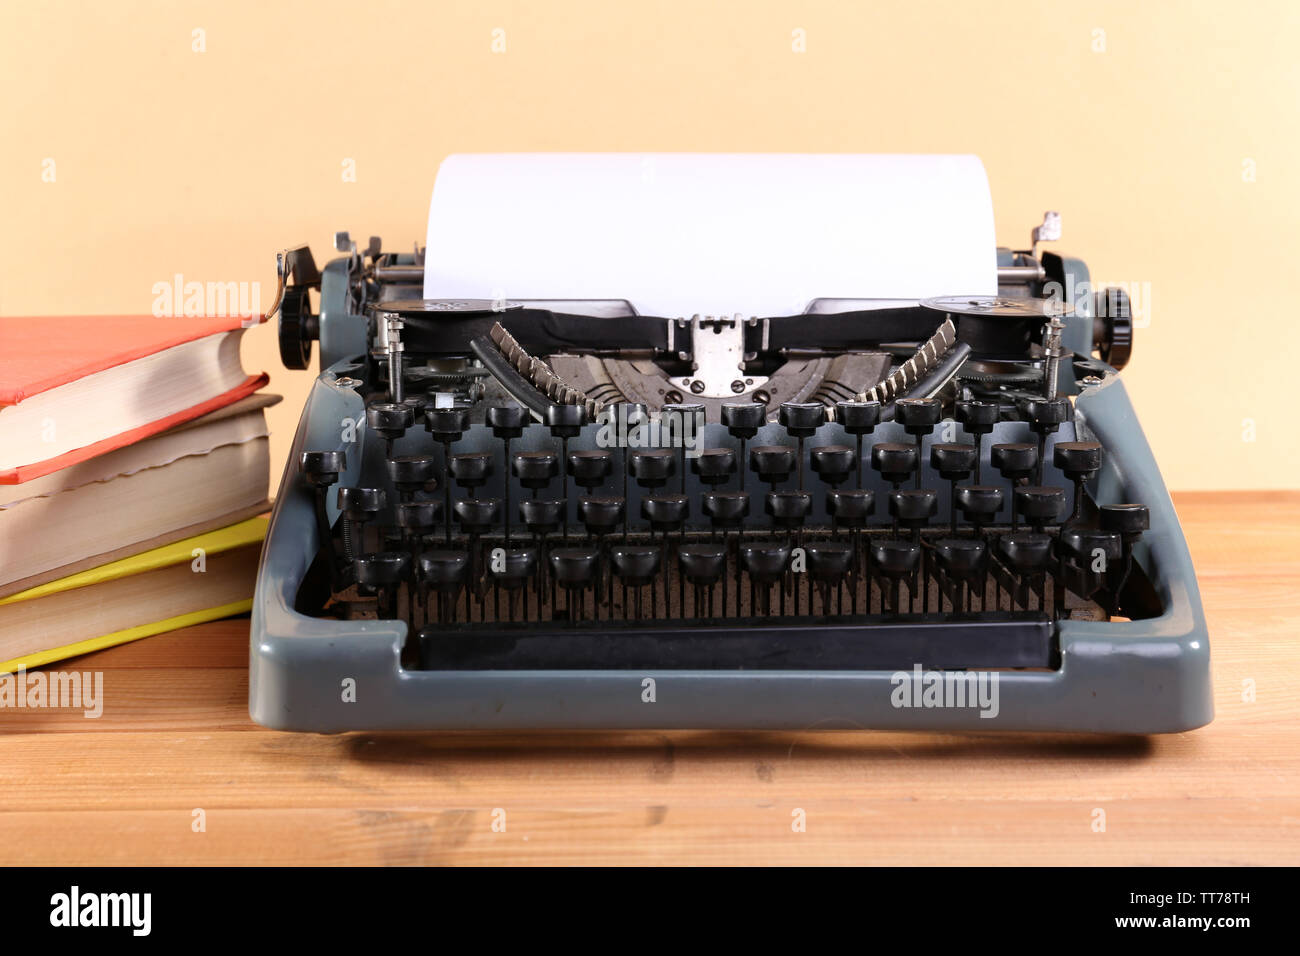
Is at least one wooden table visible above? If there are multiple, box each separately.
[2,492,1296,865]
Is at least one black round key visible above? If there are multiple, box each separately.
[487,403,530,439]
[1022,397,1070,434]
[449,452,493,489]
[578,496,625,534]
[641,493,689,531]
[628,448,675,488]
[1056,443,1100,526]
[778,402,825,438]
[702,490,750,528]
[872,442,919,485]
[934,443,980,533]
[776,409,822,483]
[419,549,470,588]
[353,554,405,595]
[810,445,856,486]
[955,485,1004,524]
[749,445,796,485]
[610,546,661,585]
[609,402,650,435]
[1053,441,1103,480]
[933,538,987,579]
[301,450,346,486]
[397,500,441,532]
[550,547,600,584]
[691,448,737,485]
[678,544,727,585]
[611,401,649,421]
[660,401,706,416]
[513,451,559,490]
[889,488,939,525]
[998,532,1054,573]
[835,400,880,435]
[872,540,922,612]
[1057,528,1121,562]
[679,541,726,616]
[740,544,791,583]
[366,402,413,442]
[1059,527,1117,602]
[611,542,661,617]
[807,543,854,612]
[956,400,999,435]
[453,497,501,533]
[1015,486,1066,524]
[661,402,706,432]
[721,402,766,439]
[387,455,439,493]
[425,406,471,443]
[545,403,587,438]
[806,541,854,580]
[568,449,613,490]
[871,540,922,576]
[991,443,1038,480]
[895,397,941,436]
[491,548,538,587]
[660,405,699,496]
[930,443,978,480]
[519,498,564,534]
[765,491,812,527]
[337,486,386,519]
[827,488,874,525]
[956,400,999,484]
[354,551,410,588]
[1100,503,1150,537]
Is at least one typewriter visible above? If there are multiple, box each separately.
[251,181,1211,735]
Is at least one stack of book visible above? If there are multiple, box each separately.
[0,315,275,670]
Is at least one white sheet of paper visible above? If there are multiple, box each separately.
[423,153,996,317]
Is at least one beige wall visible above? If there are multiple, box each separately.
[4,0,1298,490]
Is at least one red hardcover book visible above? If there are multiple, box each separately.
[0,315,268,484]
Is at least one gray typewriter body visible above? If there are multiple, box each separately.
[250,237,1212,734]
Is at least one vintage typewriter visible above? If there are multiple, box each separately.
[251,168,1211,735]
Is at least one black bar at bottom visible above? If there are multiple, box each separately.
[418,613,1055,671]
[9,865,1276,940]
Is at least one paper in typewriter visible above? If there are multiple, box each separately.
[423,153,997,317]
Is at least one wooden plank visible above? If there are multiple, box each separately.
[0,723,1296,811]
[0,801,1295,866]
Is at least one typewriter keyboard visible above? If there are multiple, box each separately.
[297,397,1157,670]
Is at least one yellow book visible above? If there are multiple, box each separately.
[0,517,266,673]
